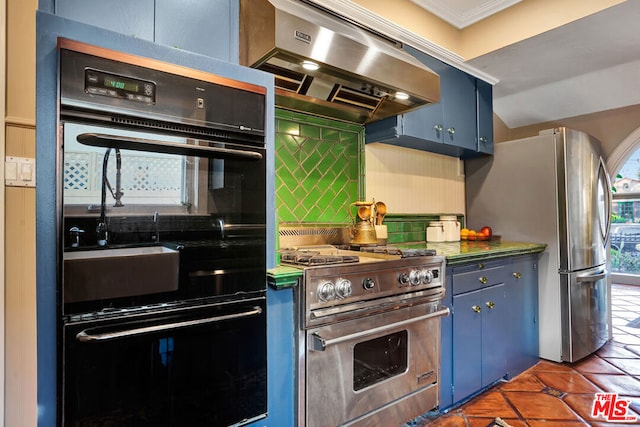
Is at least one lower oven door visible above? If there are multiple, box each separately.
[304,301,449,427]
[62,296,266,426]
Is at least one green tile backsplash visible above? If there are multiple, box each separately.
[274,110,463,244]
[385,214,465,244]
[275,109,364,223]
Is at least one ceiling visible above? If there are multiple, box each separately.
[410,0,522,29]
[412,0,640,128]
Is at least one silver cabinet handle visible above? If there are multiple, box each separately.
[309,306,450,351]
[77,133,263,160]
[447,127,456,135]
[434,124,443,132]
[76,306,262,342]
[480,136,488,143]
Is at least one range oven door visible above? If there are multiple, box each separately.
[304,301,449,427]
[62,296,267,426]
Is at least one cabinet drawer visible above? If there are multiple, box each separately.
[452,262,510,295]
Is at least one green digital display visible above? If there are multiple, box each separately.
[86,69,155,103]
[104,76,139,93]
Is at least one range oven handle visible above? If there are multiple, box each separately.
[77,133,263,160]
[310,306,450,352]
[76,306,262,343]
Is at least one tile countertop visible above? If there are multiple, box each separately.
[267,240,547,288]
[397,240,547,266]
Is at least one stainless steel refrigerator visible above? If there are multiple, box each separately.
[465,128,612,362]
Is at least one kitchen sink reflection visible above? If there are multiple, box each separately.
[63,246,179,304]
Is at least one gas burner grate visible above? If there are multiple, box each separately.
[280,250,360,266]
[359,247,437,258]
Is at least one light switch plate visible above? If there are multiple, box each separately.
[5,156,36,187]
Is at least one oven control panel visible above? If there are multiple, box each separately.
[398,267,440,287]
[310,265,442,302]
[302,256,445,324]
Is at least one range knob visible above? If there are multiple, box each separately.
[422,269,434,284]
[363,277,375,290]
[317,282,336,302]
[409,269,424,286]
[335,278,353,298]
[398,272,411,287]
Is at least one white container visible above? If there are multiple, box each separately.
[426,221,445,242]
[375,225,388,245]
[440,215,461,242]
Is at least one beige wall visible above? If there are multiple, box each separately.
[6,0,37,426]
[494,104,640,161]
[460,0,625,59]
[350,0,625,61]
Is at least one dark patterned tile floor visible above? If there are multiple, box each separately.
[409,283,640,426]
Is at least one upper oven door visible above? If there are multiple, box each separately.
[61,121,266,314]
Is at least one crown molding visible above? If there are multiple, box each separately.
[410,0,522,30]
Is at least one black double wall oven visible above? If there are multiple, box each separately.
[57,39,267,426]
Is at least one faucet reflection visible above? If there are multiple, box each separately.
[97,147,124,246]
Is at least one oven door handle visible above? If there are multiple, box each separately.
[310,306,450,352]
[76,306,263,343]
[77,133,263,160]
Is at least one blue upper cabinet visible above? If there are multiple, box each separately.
[155,0,238,63]
[365,46,494,159]
[402,47,477,152]
[55,0,155,40]
[55,0,238,62]
[476,79,494,155]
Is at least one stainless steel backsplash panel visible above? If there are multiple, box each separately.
[279,224,351,248]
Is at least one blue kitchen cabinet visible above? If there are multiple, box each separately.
[439,270,454,409]
[442,255,539,408]
[406,46,477,152]
[451,260,510,404]
[365,46,490,159]
[55,0,237,62]
[505,255,539,377]
[452,283,508,402]
[451,288,483,402]
[155,0,238,62]
[476,79,494,155]
[55,0,155,40]
[479,283,509,386]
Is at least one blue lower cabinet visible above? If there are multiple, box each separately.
[479,283,509,387]
[452,283,508,403]
[452,288,484,402]
[442,255,539,409]
[439,273,454,409]
[506,256,539,377]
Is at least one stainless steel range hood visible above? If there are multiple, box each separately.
[240,0,440,124]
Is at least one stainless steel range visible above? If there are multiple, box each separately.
[280,227,449,427]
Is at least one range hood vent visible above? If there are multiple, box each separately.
[240,0,440,124]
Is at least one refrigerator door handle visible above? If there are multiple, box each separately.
[576,269,607,283]
[599,157,613,243]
